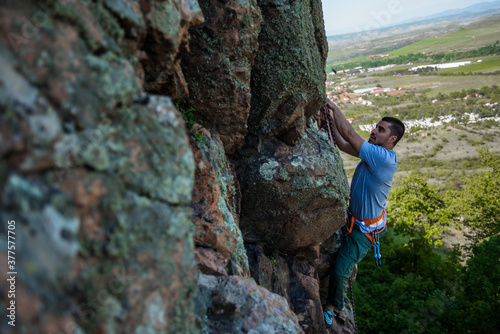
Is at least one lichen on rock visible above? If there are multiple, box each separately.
[0,1,200,332]
[191,127,250,276]
[237,122,350,252]
[248,0,328,145]
[0,0,355,332]
[182,0,262,154]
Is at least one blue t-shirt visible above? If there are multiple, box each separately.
[349,141,397,222]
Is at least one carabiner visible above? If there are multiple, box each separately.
[373,232,381,266]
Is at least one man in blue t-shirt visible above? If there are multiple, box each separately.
[323,98,405,327]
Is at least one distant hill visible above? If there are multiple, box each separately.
[424,0,500,20]
[327,0,500,41]
[326,12,500,64]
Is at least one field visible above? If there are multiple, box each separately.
[327,14,500,65]
[347,71,500,96]
[389,37,473,56]
[389,15,500,56]
[439,55,500,73]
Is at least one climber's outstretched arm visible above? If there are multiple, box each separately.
[328,109,357,156]
[327,98,364,157]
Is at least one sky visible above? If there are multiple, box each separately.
[322,0,492,35]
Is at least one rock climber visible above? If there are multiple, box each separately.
[322,97,405,328]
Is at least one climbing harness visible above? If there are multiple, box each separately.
[321,105,337,147]
[346,210,385,235]
[348,277,358,334]
[347,210,386,266]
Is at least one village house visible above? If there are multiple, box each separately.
[368,53,390,58]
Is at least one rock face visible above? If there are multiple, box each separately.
[195,274,304,333]
[245,232,356,334]
[0,0,355,333]
[0,0,200,333]
[182,0,262,155]
[190,127,250,277]
[141,0,204,98]
[237,122,349,251]
[249,0,328,145]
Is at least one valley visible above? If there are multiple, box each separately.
[324,14,500,190]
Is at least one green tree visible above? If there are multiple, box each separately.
[445,147,500,242]
[388,173,451,269]
[453,236,500,333]
[355,232,462,334]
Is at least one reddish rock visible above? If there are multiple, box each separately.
[194,247,228,276]
[190,127,250,276]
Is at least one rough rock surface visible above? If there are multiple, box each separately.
[0,0,200,333]
[249,0,328,145]
[182,0,262,154]
[237,122,350,251]
[0,0,356,333]
[191,127,250,277]
[246,230,358,334]
[140,0,204,98]
[195,274,304,333]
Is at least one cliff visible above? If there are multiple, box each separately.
[0,0,352,333]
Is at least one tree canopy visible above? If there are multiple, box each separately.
[445,147,500,242]
[389,173,450,246]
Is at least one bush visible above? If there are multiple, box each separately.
[467,139,484,147]
[354,231,462,334]
[456,236,500,333]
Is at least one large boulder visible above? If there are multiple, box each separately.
[237,122,350,252]
[0,95,200,334]
[249,0,328,145]
[182,0,262,154]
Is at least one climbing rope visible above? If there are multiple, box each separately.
[321,105,337,147]
[349,277,359,334]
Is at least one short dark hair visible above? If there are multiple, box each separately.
[382,117,405,145]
